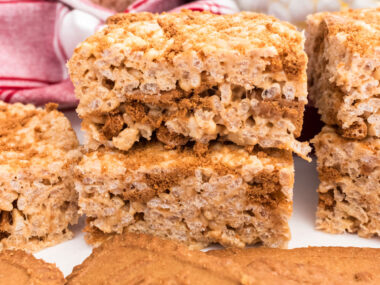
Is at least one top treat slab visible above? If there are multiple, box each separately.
[69,11,309,158]
[306,8,380,139]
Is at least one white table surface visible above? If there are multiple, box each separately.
[35,110,380,277]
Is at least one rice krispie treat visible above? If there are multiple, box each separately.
[312,126,380,237]
[0,102,81,252]
[306,8,380,139]
[68,11,310,159]
[75,142,294,249]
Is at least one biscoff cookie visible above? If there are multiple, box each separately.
[0,250,64,285]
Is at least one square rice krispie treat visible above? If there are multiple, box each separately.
[0,102,81,251]
[312,126,380,237]
[75,143,294,249]
[306,8,380,139]
[68,11,310,159]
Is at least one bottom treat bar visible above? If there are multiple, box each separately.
[0,102,81,251]
[312,126,380,237]
[75,142,294,249]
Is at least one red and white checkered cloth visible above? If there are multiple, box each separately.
[0,0,239,108]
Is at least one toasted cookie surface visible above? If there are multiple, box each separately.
[0,250,64,285]
[66,233,254,284]
[209,246,380,284]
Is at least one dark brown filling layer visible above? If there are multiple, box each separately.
[318,164,374,181]
[247,171,286,207]
[83,168,287,246]
[97,167,286,209]
[86,86,304,150]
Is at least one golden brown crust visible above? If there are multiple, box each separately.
[307,8,380,60]
[0,250,64,285]
[102,11,306,81]
[209,247,380,284]
[66,233,253,285]
[322,8,380,55]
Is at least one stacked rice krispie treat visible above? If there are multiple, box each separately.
[0,102,81,251]
[306,8,380,237]
[69,11,309,248]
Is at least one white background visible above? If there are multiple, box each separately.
[35,110,380,277]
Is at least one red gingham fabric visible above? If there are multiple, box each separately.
[170,0,238,14]
[0,0,239,107]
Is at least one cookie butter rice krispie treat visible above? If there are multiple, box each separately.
[306,8,380,139]
[0,102,81,252]
[75,143,294,249]
[312,126,380,237]
[68,11,310,159]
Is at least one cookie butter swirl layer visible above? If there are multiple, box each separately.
[75,142,294,249]
[68,11,310,159]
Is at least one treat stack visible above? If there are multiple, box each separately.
[306,8,380,237]
[69,11,309,248]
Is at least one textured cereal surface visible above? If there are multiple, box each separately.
[0,250,64,285]
[68,11,310,158]
[0,102,81,252]
[75,142,294,249]
[306,8,380,138]
[312,126,380,237]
